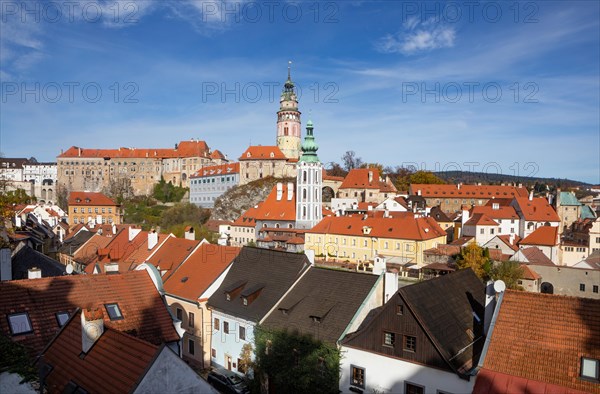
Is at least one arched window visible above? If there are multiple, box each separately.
[303,189,307,200]
[303,171,307,183]
[302,206,306,219]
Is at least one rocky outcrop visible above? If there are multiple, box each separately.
[211,177,295,221]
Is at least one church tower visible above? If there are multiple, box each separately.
[277,62,301,160]
[296,120,323,229]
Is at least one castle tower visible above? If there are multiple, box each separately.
[296,120,323,229]
[277,62,302,160]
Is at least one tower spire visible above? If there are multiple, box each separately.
[288,60,292,80]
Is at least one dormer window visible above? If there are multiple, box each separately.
[270,152,274,158]
[247,152,251,158]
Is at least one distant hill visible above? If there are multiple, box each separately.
[434,171,590,188]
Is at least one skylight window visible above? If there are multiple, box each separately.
[8,312,33,335]
[581,357,599,381]
[104,304,123,321]
[56,311,70,327]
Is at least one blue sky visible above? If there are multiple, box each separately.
[1,0,599,183]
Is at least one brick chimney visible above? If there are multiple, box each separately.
[287,182,294,200]
[81,308,104,353]
[368,171,373,184]
[276,183,283,201]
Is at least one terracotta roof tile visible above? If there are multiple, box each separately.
[164,244,240,301]
[58,140,210,159]
[308,214,446,241]
[480,291,600,393]
[236,184,296,223]
[513,197,560,222]
[0,271,179,355]
[68,192,118,207]
[472,205,519,220]
[410,184,529,199]
[473,368,590,394]
[340,168,395,191]
[465,213,499,226]
[520,226,559,246]
[125,233,171,264]
[42,309,159,394]
[191,162,239,178]
[239,145,287,161]
[519,247,555,266]
[146,237,200,279]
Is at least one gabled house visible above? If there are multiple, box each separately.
[207,247,311,375]
[338,168,397,203]
[511,195,560,238]
[339,269,486,394]
[519,225,559,263]
[0,270,180,357]
[163,243,241,368]
[39,309,214,394]
[473,291,600,393]
[483,234,520,259]
[8,244,66,280]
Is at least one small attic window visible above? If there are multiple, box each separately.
[105,303,123,321]
[270,152,274,158]
[247,152,251,157]
[7,312,33,335]
[181,277,189,283]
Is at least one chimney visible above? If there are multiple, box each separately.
[305,249,315,265]
[28,267,42,279]
[373,255,386,275]
[148,229,158,250]
[529,191,533,201]
[112,223,117,234]
[78,148,81,157]
[104,263,119,274]
[128,227,141,241]
[81,308,104,353]
[287,182,294,201]
[492,203,499,210]
[509,234,515,245]
[417,189,421,196]
[0,248,11,281]
[457,183,461,190]
[368,171,373,184]
[276,183,283,201]
[461,205,470,227]
[184,226,195,241]
[518,183,523,188]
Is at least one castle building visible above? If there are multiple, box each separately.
[296,120,323,229]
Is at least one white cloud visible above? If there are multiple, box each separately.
[377,18,455,55]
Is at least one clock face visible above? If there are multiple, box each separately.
[84,323,101,340]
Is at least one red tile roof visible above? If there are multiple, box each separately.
[308,214,447,241]
[68,192,118,207]
[473,368,589,394]
[472,205,519,220]
[513,197,560,222]
[239,145,287,161]
[478,291,600,393]
[42,309,159,394]
[0,271,179,354]
[410,184,529,199]
[519,247,555,266]
[322,169,344,182]
[465,213,499,226]
[73,233,114,265]
[58,140,210,159]
[520,226,559,246]
[191,162,240,178]
[210,149,226,160]
[235,184,297,223]
[164,243,240,301]
[519,264,541,280]
[125,232,171,264]
[340,168,396,192]
[496,235,521,252]
[146,237,200,279]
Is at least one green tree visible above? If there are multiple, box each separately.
[153,177,188,203]
[455,243,491,279]
[490,261,524,290]
[409,170,446,185]
[252,325,340,394]
[159,203,210,229]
